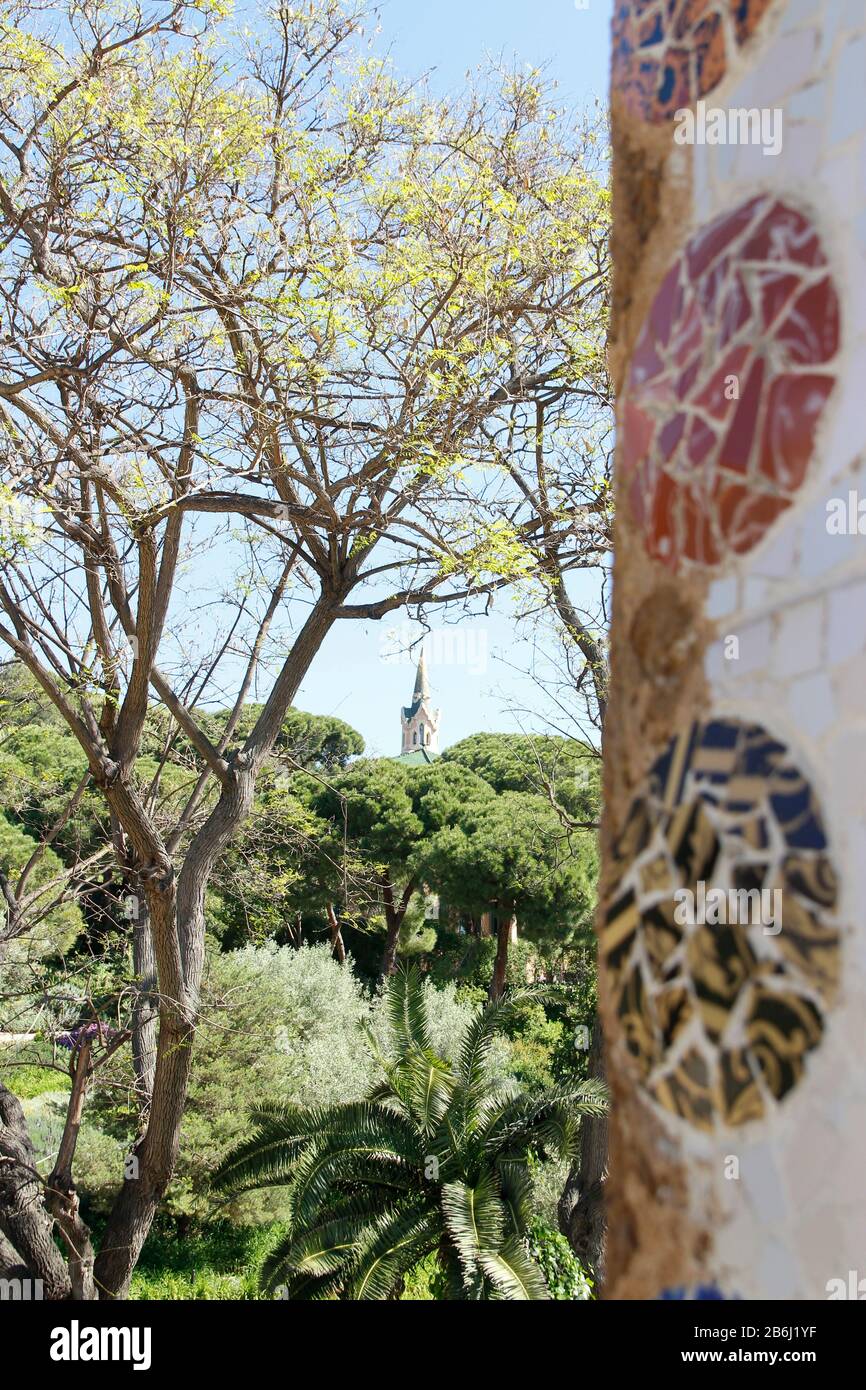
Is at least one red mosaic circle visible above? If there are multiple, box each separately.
[612,0,775,124]
[621,197,839,570]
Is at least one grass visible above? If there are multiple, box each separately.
[130,1222,278,1301]
[130,1222,443,1300]
[4,1058,71,1099]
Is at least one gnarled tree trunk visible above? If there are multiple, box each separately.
[0,1082,72,1299]
[559,1019,608,1278]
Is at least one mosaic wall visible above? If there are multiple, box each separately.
[606,0,866,1299]
[621,196,839,569]
[613,0,775,122]
[605,717,840,1130]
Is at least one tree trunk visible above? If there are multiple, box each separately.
[92,597,337,1298]
[0,1082,72,1299]
[92,1008,196,1297]
[131,900,157,1112]
[0,1230,31,1280]
[558,1019,608,1277]
[380,907,402,977]
[488,907,516,1002]
[379,877,415,978]
[45,1041,98,1299]
[327,904,346,964]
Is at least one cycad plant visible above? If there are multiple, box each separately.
[212,966,608,1300]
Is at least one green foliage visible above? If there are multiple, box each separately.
[0,669,92,846]
[0,813,84,956]
[213,965,608,1300]
[525,1217,594,1300]
[506,1003,565,1091]
[129,1223,275,1301]
[205,794,331,948]
[417,979,510,1080]
[400,1251,446,1301]
[442,733,601,825]
[287,757,497,971]
[397,897,437,957]
[421,790,594,936]
[87,946,510,1225]
[308,758,491,878]
[2,1059,70,1099]
[94,943,383,1221]
[196,705,365,775]
[0,0,611,1302]
[176,706,367,949]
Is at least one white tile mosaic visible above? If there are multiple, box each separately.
[615,0,866,1299]
[827,576,866,662]
[689,0,866,1298]
[787,670,836,736]
[773,598,824,677]
[829,36,866,145]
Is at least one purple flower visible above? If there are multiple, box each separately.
[55,1022,118,1050]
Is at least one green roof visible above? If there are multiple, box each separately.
[395,748,439,765]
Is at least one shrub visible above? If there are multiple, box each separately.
[173,942,384,1219]
[87,942,383,1222]
[90,944,506,1223]
[525,1217,594,1300]
[213,966,608,1300]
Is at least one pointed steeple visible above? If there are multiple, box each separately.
[400,644,440,757]
[412,647,430,703]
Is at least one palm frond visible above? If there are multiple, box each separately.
[366,1081,412,1121]
[349,1203,442,1301]
[482,1079,609,1160]
[260,1212,370,1288]
[478,1237,550,1301]
[395,1045,456,1135]
[455,984,562,1096]
[217,969,605,1303]
[386,962,432,1054]
[496,1159,534,1236]
[260,1224,348,1300]
[210,1104,328,1195]
[289,1112,422,1227]
[441,1171,505,1285]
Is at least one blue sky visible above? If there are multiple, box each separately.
[372,0,611,107]
[290,1,612,756]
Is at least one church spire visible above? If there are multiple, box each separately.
[400,644,440,757]
[412,647,430,702]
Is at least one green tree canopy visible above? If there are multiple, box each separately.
[306,758,493,975]
[422,790,595,999]
[442,732,600,825]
